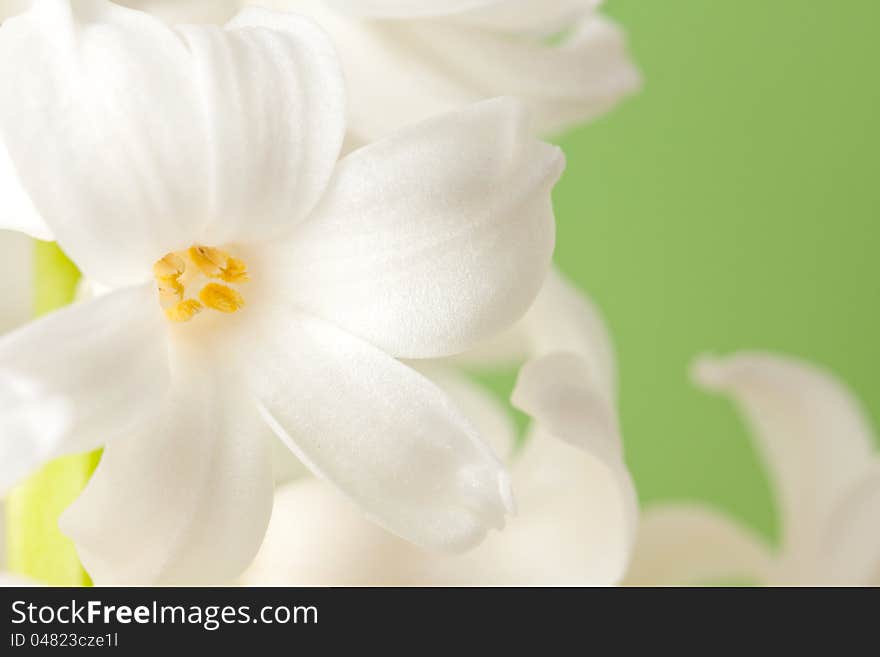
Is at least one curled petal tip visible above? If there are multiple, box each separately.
[498,469,517,517]
[690,354,729,390]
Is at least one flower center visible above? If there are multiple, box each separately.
[153,245,249,323]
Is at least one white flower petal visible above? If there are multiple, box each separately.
[60,362,273,585]
[0,372,71,493]
[275,98,563,359]
[246,418,636,586]
[243,478,416,586]
[0,0,29,21]
[520,269,617,392]
[418,427,637,585]
[693,353,876,558]
[0,1,345,286]
[115,0,239,24]
[512,351,620,465]
[821,461,880,586]
[459,269,616,392]
[0,285,170,492]
[322,0,502,18]
[0,230,34,333]
[242,308,513,552]
[624,505,775,586]
[0,142,52,240]
[450,0,601,34]
[290,3,637,139]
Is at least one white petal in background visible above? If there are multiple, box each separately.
[240,309,513,553]
[821,462,880,585]
[627,353,880,586]
[625,506,774,586]
[0,1,346,286]
[274,98,563,359]
[255,0,638,140]
[60,355,273,585]
[692,353,876,565]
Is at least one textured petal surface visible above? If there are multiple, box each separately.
[61,355,273,585]
[245,367,516,586]
[240,308,513,552]
[693,353,876,560]
[273,98,562,359]
[625,505,775,586]
[0,1,345,286]
[0,285,170,492]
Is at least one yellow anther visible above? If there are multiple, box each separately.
[157,275,184,300]
[220,256,250,283]
[154,245,248,323]
[165,299,203,323]
[189,246,228,278]
[153,253,185,279]
[199,283,245,314]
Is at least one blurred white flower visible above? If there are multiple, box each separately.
[106,0,639,140]
[0,0,563,584]
[244,270,638,586]
[626,353,880,586]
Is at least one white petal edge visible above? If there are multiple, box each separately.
[512,351,621,465]
[693,352,876,560]
[624,505,775,586]
[240,308,513,552]
[274,97,563,359]
[60,354,273,585]
[0,140,52,240]
[0,284,171,493]
[0,1,346,286]
[417,364,518,462]
[459,269,616,384]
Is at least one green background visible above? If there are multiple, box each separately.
[554,0,880,543]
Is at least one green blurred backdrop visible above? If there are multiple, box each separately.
[553,0,880,542]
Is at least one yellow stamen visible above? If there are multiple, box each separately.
[220,256,249,283]
[153,252,185,279]
[157,275,184,301]
[154,245,249,323]
[188,246,228,278]
[165,299,203,323]
[199,283,245,314]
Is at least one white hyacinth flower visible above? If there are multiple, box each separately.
[243,271,638,586]
[0,0,565,584]
[626,353,880,586]
[103,0,640,140]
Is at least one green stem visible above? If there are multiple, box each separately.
[5,241,99,586]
